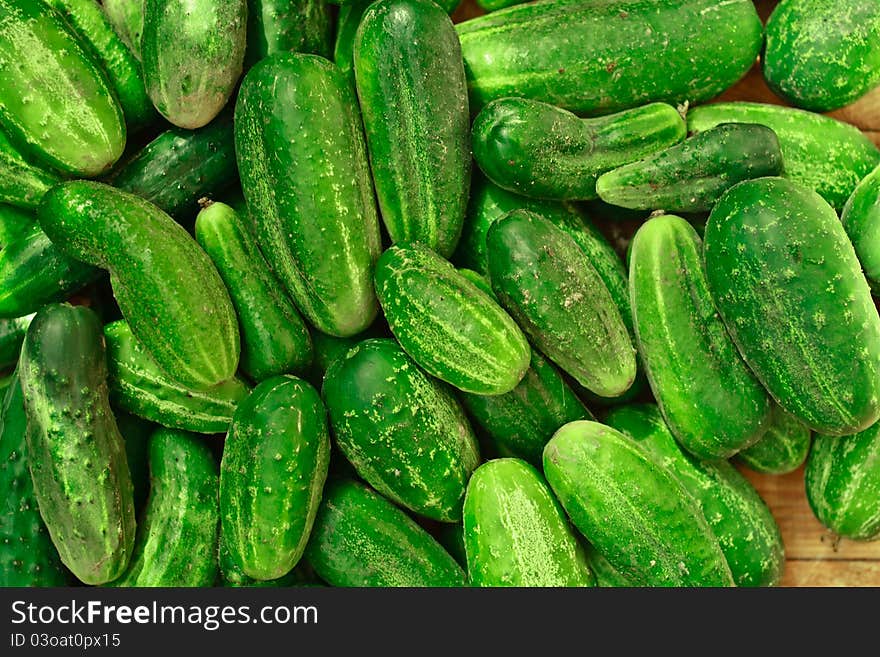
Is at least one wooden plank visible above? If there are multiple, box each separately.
[782,559,880,588]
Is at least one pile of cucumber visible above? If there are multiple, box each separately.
[1,0,879,588]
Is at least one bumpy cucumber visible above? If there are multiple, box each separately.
[374,243,530,395]
[102,0,144,58]
[473,99,685,201]
[0,313,32,370]
[704,177,880,436]
[737,403,812,476]
[597,123,784,213]
[463,458,595,587]
[0,204,34,246]
[246,0,334,67]
[354,0,470,257]
[0,130,61,210]
[323,338,480,522]
[841,164,880,291]
[304,479,467,587]
[687,102,880,210]
[38,181,240,390]
[0,0,125,177]
[196,202,312,381]
[333,0,372,84]
[221,376,330,580]
[235,53,382,337]
[104,320,250,435]
[19,304,136,585]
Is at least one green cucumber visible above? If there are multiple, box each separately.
[115,410,154,512]
[101,0,144,58]
[463,458,595,587]
[19,304,136,585]
[219,538,324,587]
[309,322,386,378]
[736,403,812,476]
[0,313,32,370]
[841,164,880,292]
[476,0,525,11]
[0,204,34,246]
[354,0,470,257]
[596,123,785,213]
[374,243,530,395]
[486,209,636,398]
[142,0,247,129]
[704,177,880,436]
[0,0,126,177]
[542,420,734,587]
[687,102,880,210]
[333,0,373,85]
[38,181,240,390]
[246,0,334,67]
[0,130,61,210]
[235,53,382,337]
[456,0,762,115]
[583,543,640,587]
[331,0,459,11]
[196,201,313,381]
[304,478,467,587]
[472,99,685,201]
[220,375,330,580]
[323,338,480,522]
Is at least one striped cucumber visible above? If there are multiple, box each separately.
[0,130,61,210]
[102,0,144,58]
[0,313,32,370]
[246,0,334,67]
[737,403,812,476]
[841,164,880,292]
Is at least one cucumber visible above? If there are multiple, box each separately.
[0,313,32,370]
[19,304,136,585]
[583,543,640,587]
[486,209,636,398]
[472,99,685,201]
[246,0,335,67]
[235,53,382,337]
[456,0,762,114]
[0,204,34,246]
[687,102,880,210]
[309,322,386,378]
[332,0,459,11]
[477,0,525,11]
[220,375,330,580]
[354,0,470,257]
[435,522,467,569]
[323,338,480,522]
[113,429,219,586]
[195,202,313,381]
[374,243,530,395]
[38,181,240,390]
[219,538,323,587]
[841,164,880,291]
[704,177,880,436]
[463,458,595,587]
[104,320,250,435]
[333,0,373,85]
[142,0,248,129]
[115,410,154,512]
[736,403,812,476]
[597,123,785,213]
[542,420,734,587]
[0,0,126,177]
[0,130,61,210]
[102,0,144,58]
[304,478,467,587]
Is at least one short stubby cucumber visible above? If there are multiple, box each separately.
[0,131,61,210]
[323,338,480,522]
[333,0,373,84]
[0,313,32,369]
[736,403,812,476]
[472,99,685,201]
[38,181,240,390]
[841,164,880,292]
[246,0,335,67]
[463,458,595,587]
[374,243,530,395]
[704,177,880,436]
[102,0,144,58]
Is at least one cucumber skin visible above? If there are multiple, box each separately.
[374,243,531,396]
[38,181,240,391]
[463,458,595,587]
[115,410,154,513]
[235,53,382,337]
[19,304,136,585]
[704,177,880,436]
[584,543,640,587]
[0,204,35,246]
[543,420,734,587]
[246,0,335,67]
[0,313,32,370]
[304,479,468,587]
[102,0,145,58]
[333,0,373,85]
[0,131,61,210]
[737,404,812,476]
[841,165,880,292]
[221,375,330,580]
[323,338,480,522]
[472,99,685,201]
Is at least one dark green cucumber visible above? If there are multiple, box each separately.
[0,0,126,177]
[841,164,880,291]
[463,458,595,587]
[309,322,386,378]
[0,204,34,246]
[196,202,313,381]
[596,123,784,213]
[219,538,324,587]
[102,0,144,58]
[687,102,880,210]
[323,338,480,522]
[704,177,880,436]
[435,522,467,569]
[246,0,334,67]
[104,320,250,435]
[374,243,530,395]
[486,209,636,398]
[456,0,762,114]
[354,0,470,257]
[0,313,32,370]
[304,478,467,587]
[472,99,685,201]
[19,304,136,585]
[221,375,330,580]
[115,410,154,512]
[736,403,812,476]
[333,0,372,84]
[0,130,61,210]
[235,53,382,337]
[542,420,734,587]
[38,181,240,390]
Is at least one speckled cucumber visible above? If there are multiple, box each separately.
[38,181,240,390]
[19,304,136,585]
[304,479,467,587]
[841,164,880,292]
[219,538,324,587]
[704,177,880,436]
[246,0,334,68]
[333,0,373,84]
[737,403,812,476]
[0,131,61,210]
[472,99,685,201]
[102,0,144,58]
[583,543,640,587]
[235,53,382,337]
[0,313,32,369]
[323,338,480,522]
